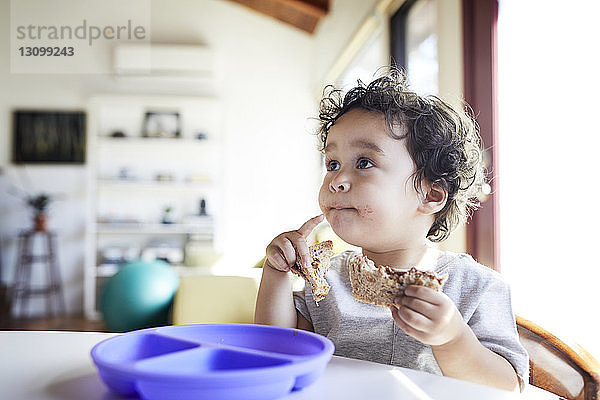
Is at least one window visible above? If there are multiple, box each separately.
[391,0,439,95]
[497,0,600,359]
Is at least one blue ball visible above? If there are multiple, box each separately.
[100,260,179,332]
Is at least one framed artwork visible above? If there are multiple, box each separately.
[142,111,180,138]
[12,110,86,164]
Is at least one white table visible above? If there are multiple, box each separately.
[0,330,555,400]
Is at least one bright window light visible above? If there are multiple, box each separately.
[405,0,438,95]
[498,0,600,359]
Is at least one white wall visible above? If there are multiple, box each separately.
[0,0,377,316]
[0,3,91,314]
[311,0,379,92]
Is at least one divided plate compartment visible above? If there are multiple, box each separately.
[91,324,335,400]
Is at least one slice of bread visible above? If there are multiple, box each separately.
[348,254,448,307]
[291,240,333,304]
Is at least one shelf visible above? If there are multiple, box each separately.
[97,264,223,278]
[98,136,216,147]
[85,94,224,320]
[96,263,192,278]
[98,180,214,190]
[96,264,120,278]
[96,223,214,235]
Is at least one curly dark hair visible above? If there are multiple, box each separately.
[317,68,486,242]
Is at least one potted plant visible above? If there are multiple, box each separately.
[161,206,175,224]
[26,193,52,232]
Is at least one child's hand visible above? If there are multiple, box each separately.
[264,214,324,273]
[390,285,467,348]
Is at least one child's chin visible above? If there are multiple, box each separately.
[328,223,364,248]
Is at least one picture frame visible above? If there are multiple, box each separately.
[142,111,180,138]
[12,110,86,164]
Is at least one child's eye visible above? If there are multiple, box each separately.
[356,158,373,169]
[326,160,340,171]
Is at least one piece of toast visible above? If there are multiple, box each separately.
[290,240,333,304]
[348,254,448,307]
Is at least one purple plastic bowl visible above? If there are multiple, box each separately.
[91,324,334,400]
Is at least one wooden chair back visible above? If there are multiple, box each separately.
[516,315,600,399]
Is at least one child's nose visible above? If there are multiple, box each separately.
[329,178,350,193]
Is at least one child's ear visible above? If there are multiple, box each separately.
[418,181,448,215]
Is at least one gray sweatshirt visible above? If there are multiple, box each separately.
[294,250,529,389]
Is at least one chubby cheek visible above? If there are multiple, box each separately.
[318,181,329,214]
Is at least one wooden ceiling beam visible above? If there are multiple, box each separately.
[227,0,330,34]
[279,0,329,18]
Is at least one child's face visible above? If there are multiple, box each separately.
[318,108,426,251]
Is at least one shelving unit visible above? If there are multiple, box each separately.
[96,223,214,235]
[84,94,224,319]
[98,180,214,189]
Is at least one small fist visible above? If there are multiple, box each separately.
[390,285,466,347]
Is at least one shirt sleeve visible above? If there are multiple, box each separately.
[467,277,530,391]
[293,288,312,324]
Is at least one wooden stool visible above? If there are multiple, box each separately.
[12,230,65,317]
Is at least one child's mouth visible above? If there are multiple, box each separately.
[330,205,356,211]
[327,205,374,219]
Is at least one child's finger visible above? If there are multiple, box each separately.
[279,238,298,267]
[288,233,311,268]
[391,306,428,339]
[404,285,443,305]
[297,214,324,238]
[397,304,432,331]
[395,295,437,318]
[265,247,290,271]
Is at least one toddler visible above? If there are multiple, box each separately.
[254,68,528,392]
